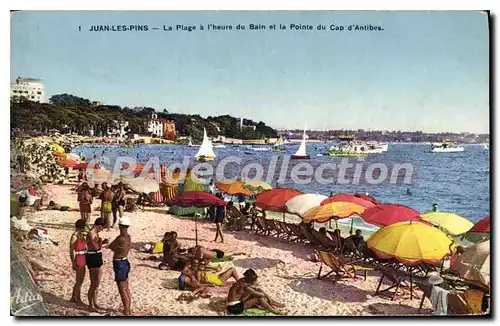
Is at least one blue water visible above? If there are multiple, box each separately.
[73,143,490,224]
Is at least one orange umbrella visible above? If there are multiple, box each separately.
[303,202,366,224]
[255,188,303,212]
[215,179,252,196]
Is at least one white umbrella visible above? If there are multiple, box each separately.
[451,240,490,288]
[123,176,160,194]
[285,194,328,217]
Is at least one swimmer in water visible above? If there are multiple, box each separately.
[406,188,412,196]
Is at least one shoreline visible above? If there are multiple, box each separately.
[12,181,433,316]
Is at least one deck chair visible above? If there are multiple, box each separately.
[310,229,338,251]
[374,265,419,301]
[316,250,373,281]
[286,223,308,243]
[274,221,297,242]
[300,225,323,247]
[253,216,269,236]
[266,219,287,239]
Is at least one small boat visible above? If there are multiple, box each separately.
[431,141,464,153]
[188,137,200,147]
[484,143,489,150]
[195,128,216,161]
[213,144,226,148]
[252,147,271,152]
[272,136,286,152]
[291,127,310,160]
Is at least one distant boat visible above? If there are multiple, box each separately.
[431,141,464,153]
[272,136,286,152]
[213,144,227,148]
[291,127,310,160]
[195,128,216,161]
[188,137,200,147]
[484,143,489,150]
[253,147,271,152]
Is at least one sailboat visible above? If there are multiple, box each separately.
[484,143,489,150]
[291,127,310,160]
[195,128,216,161]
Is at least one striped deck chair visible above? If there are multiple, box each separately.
[316,250,372,281]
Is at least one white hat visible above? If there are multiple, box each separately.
[118,216,131,227]
[427,273,444,285]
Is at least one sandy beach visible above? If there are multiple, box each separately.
[18,182,433,316]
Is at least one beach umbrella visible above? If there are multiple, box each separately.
[123,176,160,194]
[463,216,490,243]
[244,180,273,192]
[321,194,377,209]
[215,179,252,196]
[360,204,421,227]
[167,191,227,207]
[167,191,227,245]
[303,202,366,225]
[367,221,453,266]
[357,194,380,204]
[255,188,303,212]
[420,211,474,236]
[450,240,490,288]
[49,143,65,153]
[285,194,328,217]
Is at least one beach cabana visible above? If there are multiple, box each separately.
[420,211,474,236]
[168,169,206,216]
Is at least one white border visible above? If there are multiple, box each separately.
[3,1,497,325]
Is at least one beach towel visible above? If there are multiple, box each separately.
[152,241,163,254]
[241,308,276,316]
[210,256,233,263]
[430,285,449,315]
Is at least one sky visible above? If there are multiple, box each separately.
[10,11,489,133]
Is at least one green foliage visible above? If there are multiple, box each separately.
[11,94,278,140]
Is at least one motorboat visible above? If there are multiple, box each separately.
[195,128,216,161]
[291,126,310,159]
[272,136,286,152]
[213,144,227,148]
[430,141,464,153]
[328,137,379,156]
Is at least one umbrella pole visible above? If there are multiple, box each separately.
[195,213,198,246]
[410,267,413,300]
[329,220,332,228]
[283,212,285,223]
[350,219,354,235]
[335,219,338,229]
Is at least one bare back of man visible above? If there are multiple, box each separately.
[109,226,132,316]
[227,278,285,315]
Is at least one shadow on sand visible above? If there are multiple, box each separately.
[365,302,431,315]
[230,230,314,261]
[30,221,76,231]
[288,277,372,303]
[232,257,284,270]
[40,291,95,315]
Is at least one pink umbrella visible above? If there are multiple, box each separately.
[361,204,421,227]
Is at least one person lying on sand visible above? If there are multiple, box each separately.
[226,269,285,315]
[177,260,212,298]
[197,264,242,287]
[188,245,246,262]
[47,200,79,212]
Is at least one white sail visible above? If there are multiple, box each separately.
[274,136,284,147]
[188,137,193,146]
[195,128,216,159]
[293,128,308,157]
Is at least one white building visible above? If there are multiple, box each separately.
[146,113,164,137]
[10,77,45,103]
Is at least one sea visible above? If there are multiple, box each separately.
[73,143,490,233]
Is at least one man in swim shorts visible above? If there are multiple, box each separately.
[86,218,108,312]
[227,269,285,315]
[99,182,114,231]
[108,216,132,316]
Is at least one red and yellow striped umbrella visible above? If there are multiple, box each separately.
[303,202,366,224]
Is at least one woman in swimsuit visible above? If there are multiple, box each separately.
[177,260,211,298]
[69,219,87,305]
